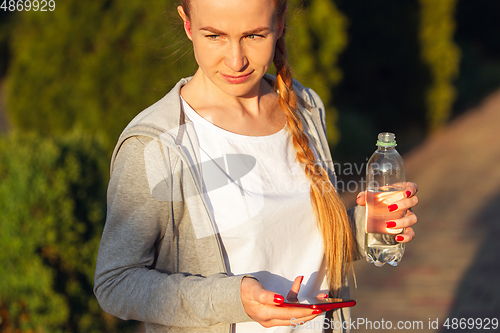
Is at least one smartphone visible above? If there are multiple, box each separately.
[279,297,356,311]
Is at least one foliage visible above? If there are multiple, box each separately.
[0,131,131,333]
[1,1,351,330]
[0,10,16,78]
[287,0,349,146]
[5,0,195,153]
[333,0,432,161]
[4,0,349,150]
[419,0,460,131]
[453,0,500,113]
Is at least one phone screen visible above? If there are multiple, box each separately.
[279,297,356,311]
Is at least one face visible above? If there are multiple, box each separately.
[179,0,282,98]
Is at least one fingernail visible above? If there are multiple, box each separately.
[274,294,284,304]
[312,309,322,314]
[386,221,397,228]
[299,276,304,284]
[396,235,404,242]
[406,190,411,198]
[388,204,398,212]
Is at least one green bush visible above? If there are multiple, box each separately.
[5,0,350,150]
[333,0,431,159]
[419,0,460,131]
[453,0,500,113]
[5,1,194,153]
[288,0,349,146]
[0,132,131,333]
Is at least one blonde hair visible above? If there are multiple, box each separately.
[180,0,359,295]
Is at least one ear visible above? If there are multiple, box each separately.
[277,16,285,39]
[177,6,193,41]
[276,7,287,39]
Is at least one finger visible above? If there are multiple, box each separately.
[242,278,324,325]
[286,276,304,300]
[316,293,328,299]
[242,277,286,307]
[395,227,415,243]
[356,191,366,206]
[404,182,418,198]
[263,312,324,328]
[258,289,285,306]
[246,291,315,322]
[241,277,271,303]
[265,304,324,322]
[385,210,417,230]
[387,195,418,213]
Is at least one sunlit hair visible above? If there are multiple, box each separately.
[180,0,359,296]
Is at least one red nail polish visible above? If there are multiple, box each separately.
[396,235,404,242]
[406,190,411,198]
[312,309,322,314]
[386,221,397,228]
[388,204,398,212]
[274,294,284,304]
[299,276,304,284]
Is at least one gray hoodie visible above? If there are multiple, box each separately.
[93,75,365,333]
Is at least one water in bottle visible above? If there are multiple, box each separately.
[365,132,406,267]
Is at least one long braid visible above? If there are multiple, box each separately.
[180,0,359,295]
[274,26,359,294]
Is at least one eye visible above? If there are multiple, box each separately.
[205,35,220,40]
[246,34,264,40]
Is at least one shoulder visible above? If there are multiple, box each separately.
[121,77,192,135]
[292,79,325,111]
[110,77,192,174]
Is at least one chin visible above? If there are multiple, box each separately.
[217,77,262,97]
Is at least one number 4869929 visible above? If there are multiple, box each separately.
[443,318,498,330]
[1,0,55,11]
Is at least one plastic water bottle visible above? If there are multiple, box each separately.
[365,132,406,267]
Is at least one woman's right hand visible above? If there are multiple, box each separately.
[240,276,322,328]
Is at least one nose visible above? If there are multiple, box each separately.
[224,41,248,72]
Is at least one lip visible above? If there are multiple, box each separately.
[220,71,253,84]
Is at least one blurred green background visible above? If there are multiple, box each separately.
[0,0,499,332]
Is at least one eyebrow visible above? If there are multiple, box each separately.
[199,26,270,35]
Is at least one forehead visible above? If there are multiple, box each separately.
[189,0,277,30]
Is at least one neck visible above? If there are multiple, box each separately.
[184,69,275,117]
[180,70,285,136]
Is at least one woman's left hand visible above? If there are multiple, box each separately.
[355,182,418,243]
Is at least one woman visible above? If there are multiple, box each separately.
[93,0,418,332]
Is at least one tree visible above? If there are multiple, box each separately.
[453,0,500,113]
[5,1,195,153]
[419,0,460,131]
[333,0,432,160]
[5,0,350,151]
[1,1,351,330]
[288,0,349,146]
[0,131,133,333]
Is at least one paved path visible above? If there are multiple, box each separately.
[347,89,500,332]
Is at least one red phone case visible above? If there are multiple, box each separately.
[279,298,356,312]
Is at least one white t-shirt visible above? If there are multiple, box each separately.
[181,98,328,333]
